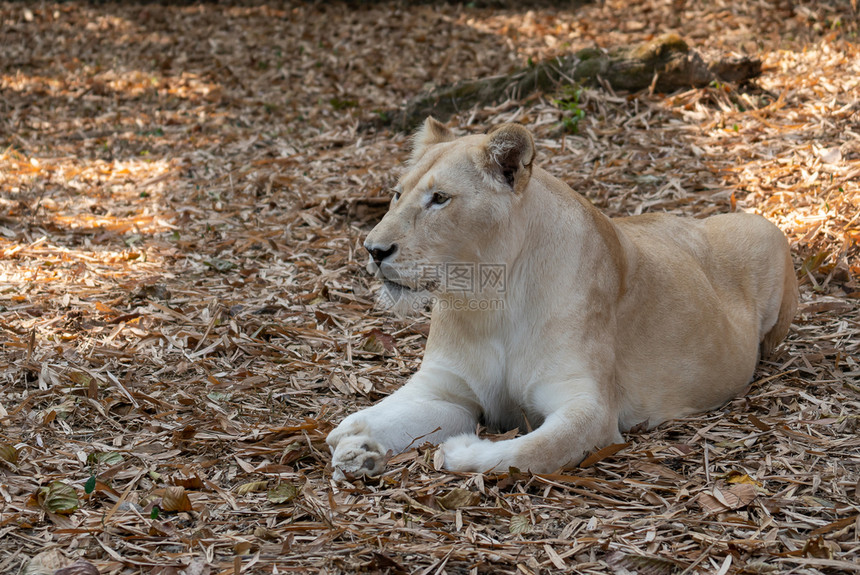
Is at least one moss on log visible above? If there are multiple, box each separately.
[385,34,760,131]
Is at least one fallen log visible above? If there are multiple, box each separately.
[383,33,761,131]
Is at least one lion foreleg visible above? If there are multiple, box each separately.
[440,390,621,474]
[327,369,478,480]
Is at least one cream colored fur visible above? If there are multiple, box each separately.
[327,118,798,478]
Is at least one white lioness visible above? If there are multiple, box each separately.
[327,118,797,478]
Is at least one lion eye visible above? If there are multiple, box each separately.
[429,191,451,206]
[392,191,401,202]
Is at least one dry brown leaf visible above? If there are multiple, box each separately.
[267,483,299,504]
[360,329,396,354]
[810,514,860,536]
[0,443,18,465]
[182,558,211,575]
[54,560,101,575]
[37,482,79,515]
[235,480,268,496]
[579,442,629,468]
[509,514,532,535]
[725,470,762,487]
[159,486,193,513]
[23,550,70,574]
[802,535,836,559]
[436,487,480,510]
[606,551,683,575]
[700,482,758,514]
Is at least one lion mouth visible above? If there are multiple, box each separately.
[383,279,414,295]
[369,259,440,296]
[384,277,440,294]
[371,262,436,293]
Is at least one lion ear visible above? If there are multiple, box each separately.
[410,117,454,162]
[483,123,535,193]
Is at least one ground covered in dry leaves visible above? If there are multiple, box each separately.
[1,1,859,574]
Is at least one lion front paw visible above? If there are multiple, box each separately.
[440,434,507,473]
[330,435,390,481]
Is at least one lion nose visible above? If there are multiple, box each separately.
[365,242,397,265]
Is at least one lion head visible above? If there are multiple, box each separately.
[364,118,536,313]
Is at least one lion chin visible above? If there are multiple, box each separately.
[375,280,434,316]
